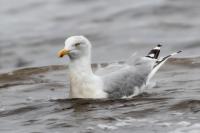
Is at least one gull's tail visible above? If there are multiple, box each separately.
[146,45,182,83]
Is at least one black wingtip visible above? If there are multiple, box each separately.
[146,44,162,59]
[177,50,182,53]
[157,44,162,47]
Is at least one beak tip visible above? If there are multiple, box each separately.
[57,53,63,58]
[57,49,69,58]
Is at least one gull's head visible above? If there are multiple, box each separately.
[58,36,92,60]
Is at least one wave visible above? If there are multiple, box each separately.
[0,56,199,91]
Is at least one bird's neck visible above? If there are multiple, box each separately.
[68,56,94,76]
[68,56,105,98]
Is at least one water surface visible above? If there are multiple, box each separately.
[0,58,200,133]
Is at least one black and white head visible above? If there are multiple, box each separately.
[58,36,92,61]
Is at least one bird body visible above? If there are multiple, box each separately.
[58,36,181,99]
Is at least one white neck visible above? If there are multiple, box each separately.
[68,56,107,98]
[69,56,93,76]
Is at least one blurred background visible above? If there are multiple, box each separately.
[0,0,200,72]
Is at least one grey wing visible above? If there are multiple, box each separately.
[95,53,148,76]
[94,62,126,76]
[101,45,182,99]
[102,58,154,99]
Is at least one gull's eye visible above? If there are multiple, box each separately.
[75,43,81,47]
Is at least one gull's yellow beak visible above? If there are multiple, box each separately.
[58,49,70,58]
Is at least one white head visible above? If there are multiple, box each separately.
[58,36,92,61]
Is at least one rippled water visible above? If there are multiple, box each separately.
[0,0,200,133]
[0,58,200,133]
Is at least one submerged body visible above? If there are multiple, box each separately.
[58,36,181,99]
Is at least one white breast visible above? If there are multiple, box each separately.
[69,70,107,98]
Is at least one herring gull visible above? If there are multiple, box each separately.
[58,36,182,99]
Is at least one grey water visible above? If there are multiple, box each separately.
[0,0,200,133]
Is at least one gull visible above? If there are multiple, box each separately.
[58,36,181,99]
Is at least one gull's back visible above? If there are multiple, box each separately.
[101,56,154,99]
[99,44,181,99]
